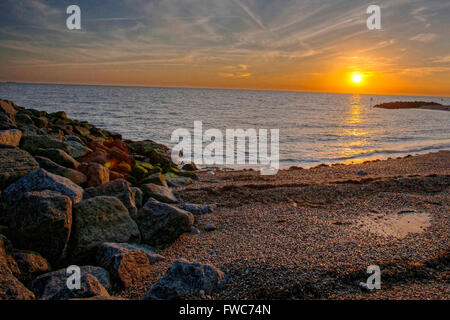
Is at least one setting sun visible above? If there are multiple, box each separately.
[352,73,363,84]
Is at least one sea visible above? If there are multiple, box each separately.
[1,83,449,169]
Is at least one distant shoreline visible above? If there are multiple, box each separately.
[374,101,450,111]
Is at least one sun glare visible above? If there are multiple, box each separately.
[352,73,363,84]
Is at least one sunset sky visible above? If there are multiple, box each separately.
[0,0,449,96]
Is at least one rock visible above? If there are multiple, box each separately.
[109,170,125,181]
[35,156,87,186]
[357,170,368,177]
[15,113,34,125]
[20,134,72,154]
[35,148,79,169]
[142,172,168,187]
[128,140,175,168]
[190,227,200,235]
[204,224,217,232]
[0,112,17,130]
[0,234,35,300]
[165,176,193,188]
[3,190,72,265]
[70,196,140,262]
[96,242,164,288]
[83,179,137,219]
[141,183,178,204]
[3,169,83,204]
[0,146,39,189]
[0,129,22,147]
[142,259,225,300]
[0,100,18,118]
[136,199,194,247]
[66,140,92,159]
[31,266,111,300]
[183,204,216,216]
[130,187,143,208]
[30,116,48,128]
[182,163,199,171]
[12,250,51,283]
[78,163,109,187]
[49,111,67,120]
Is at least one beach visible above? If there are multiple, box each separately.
[118,151,450,300]
[0,99,448,300]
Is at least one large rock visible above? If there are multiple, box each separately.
[35,148,79,169]
[35,156,87,186]
[183,203,216,216]
[20,134,72,154]
[136,199,194,247]
[70,196,140,262]
[142,259,225,300]
[31,266,111,300]
[12,250,51,283]
[96,242,164,288]
[83,179,137,218]
[78,163,109,187]
[2,190,72,265]
[0,100,17,119]
[0,129,22,147]
[66,139,92,159]
[3,169,83,204]
[141,183,178,204]
[0,234,35,300]
[0,146,39,189]
[0,112,16,130]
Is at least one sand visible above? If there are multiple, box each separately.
[119,151,449,300]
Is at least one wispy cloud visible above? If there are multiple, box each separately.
[409,33,437,43]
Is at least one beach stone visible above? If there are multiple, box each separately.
[12,250,51,283]
[0,129,22,147]
[0,146,39,189]
[0,234,35,300]
[70,196,140,262]
[66,140,92,159]
[182,163,199,171]
[183,203,216,216]
[78,163,109,187]
[136,199,194,247]
[83,179,137,219]
[142,172,168,187]
[35,156,87,185]
[165,176,193,188]
[3,190,72,265]
[35,148,79,169]
[3,169,83,204]
[20,134,72,154]
[141,183,178,204]
[204,224,217,232]
[142,259,225,300]
[31,266,111,300]
[96,242,164,288]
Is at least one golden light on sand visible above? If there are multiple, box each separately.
[351,73,363,84]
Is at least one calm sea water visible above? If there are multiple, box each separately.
[1,83,449,169]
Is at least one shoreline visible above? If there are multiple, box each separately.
[1,99,449,300]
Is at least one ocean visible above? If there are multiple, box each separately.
[1,83,449,169]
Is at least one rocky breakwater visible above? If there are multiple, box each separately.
[0,99,221,300]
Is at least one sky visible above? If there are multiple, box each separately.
[0,0,449,96]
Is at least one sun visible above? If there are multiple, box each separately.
[352,73,363,84]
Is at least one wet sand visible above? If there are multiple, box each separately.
[121,151,450,300]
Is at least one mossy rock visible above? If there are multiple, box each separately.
[49,111,67,120]
[131,164,148,180]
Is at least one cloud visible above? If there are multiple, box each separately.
[430,55,450,64]
[409,33,437,43]
[219,64,251,78]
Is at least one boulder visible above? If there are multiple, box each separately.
[20,134,72,154]
[78,163,109,187]
[12,250,51,283]
[0,146,39,189]
[183,204,216,216]
[3,190,72,265]
[35,156,87,186]
[70,196,140,262]
[130,187,143,209]
[141,183,178,204]
[3,169,83,204]
[0,112,16,130]
[31,266,111,300]
[166,176,193,188]
[136,199,194,247]
[35,148,79,169]
[142,172,168,187]
[83,179,137,218]
[0,234,35,300]
[142,259,225,300]
[182,163,199,171]
[66,140,92,159]
[96,242,164,288]
[0,129,22,147]
[0,100,18,118]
